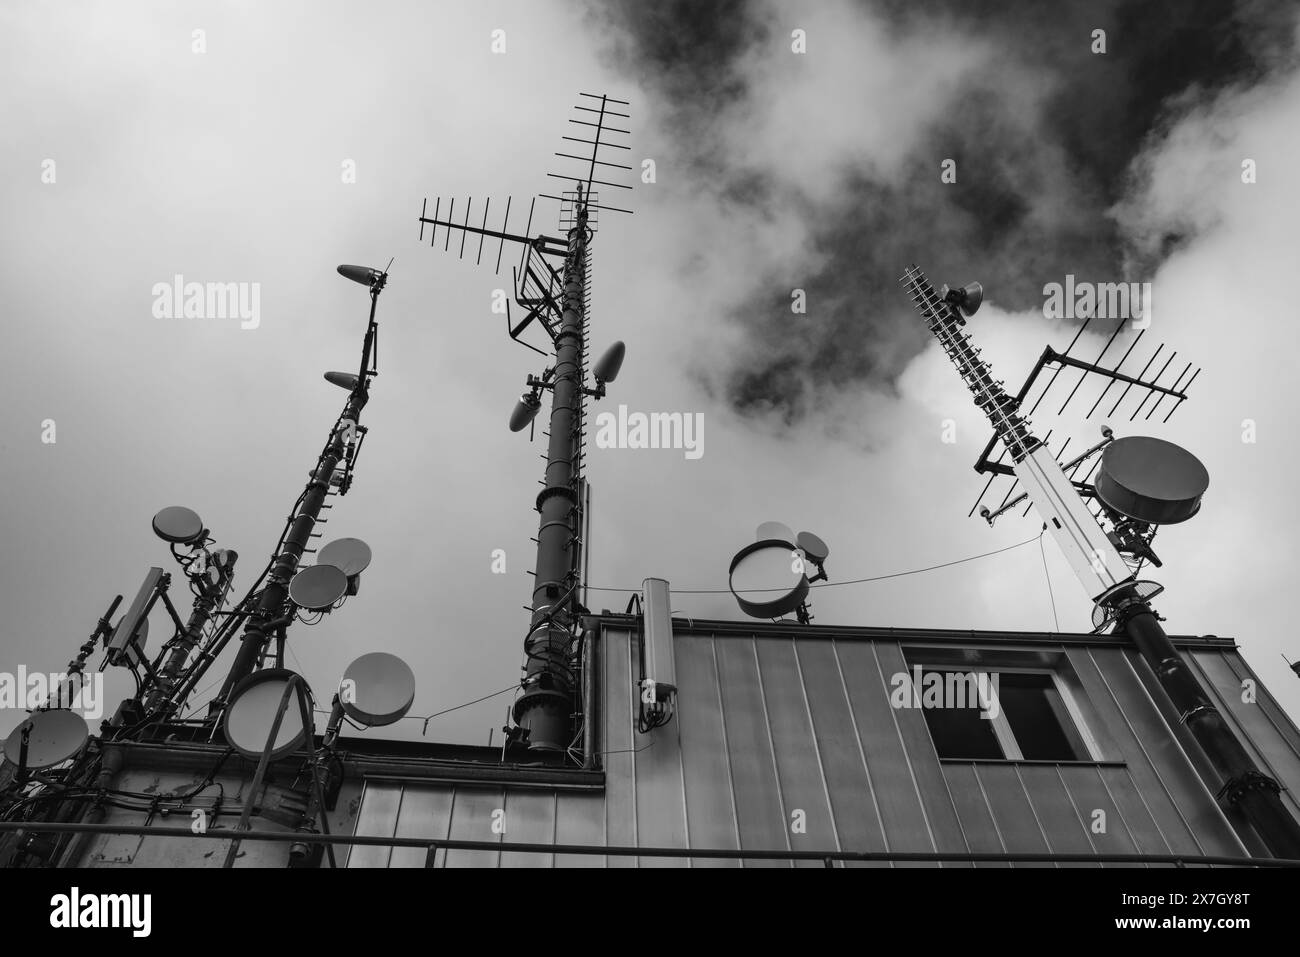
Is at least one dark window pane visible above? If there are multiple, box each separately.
[919,673,1004,759]
[997,672,1083,760]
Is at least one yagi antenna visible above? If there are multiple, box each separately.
[965,304,1201,529]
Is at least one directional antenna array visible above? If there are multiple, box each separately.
[966,312,1201,531]
[418,94,632,356]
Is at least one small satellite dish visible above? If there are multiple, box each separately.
[222,669,310,761]
[288,564,349,611]
[1094,436,1209,526]
[318,537,372,577]
[151,506,205,545]
[942,281,984,317]
[593,340,626,384]
[337,264,382,287]
[324,371,360,391]
[340,652,416,727]
[729,540,809,619]
[796,531,830,564]
[3,710,90,770]
[755,521,795,545]
[509,392,542,433]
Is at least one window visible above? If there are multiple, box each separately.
[916,668,1093,762]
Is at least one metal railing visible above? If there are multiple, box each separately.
[3,821,1298,867]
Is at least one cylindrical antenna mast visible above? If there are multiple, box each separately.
[512,191,590,751]
[213,269,386,710]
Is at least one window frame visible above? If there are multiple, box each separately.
[902,648,1112,764]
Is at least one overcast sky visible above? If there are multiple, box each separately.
[3,0,1299,747]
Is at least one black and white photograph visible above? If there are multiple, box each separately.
[1,0,1297,937]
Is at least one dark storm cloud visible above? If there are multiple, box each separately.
[591,0,1298,426]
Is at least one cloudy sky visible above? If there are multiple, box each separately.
[3,0,1299,746]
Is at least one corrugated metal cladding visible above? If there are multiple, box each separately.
[348,620,1300,867]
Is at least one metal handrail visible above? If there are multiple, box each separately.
[2,821,1297,867]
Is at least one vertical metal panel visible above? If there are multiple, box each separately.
[673,633,740,867]
[754,637,838,866]
[601,625,638,866]
[972,765,1052,867]
[1057,765,1144,867]
[795,639,889,867]
[940,763,1009,868]
[553,791,606,867]
[1187,649,1300,819]
[442,786,504,868]
[346,781,401,867]
[1067,646,1205,854]
[392,784,452,868]
[872,641,972,865]
[713,635,790,866]
[1097,765,1175,863]
[499,790,557,868]
[833,639,936,865]
[1015,764,1099,867]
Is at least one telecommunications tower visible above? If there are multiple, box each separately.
[418,93,632,753]
[900,264,1300,858]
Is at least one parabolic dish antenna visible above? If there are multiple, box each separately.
[1094,436,1209,526]
[755,521,795,545]
[222,669,310,761]
[317,538,373,578]
[288,564,349,611]
[729,540,809,619]
[3,709,90,769]
[796,531,830,564]
[340,652,416,727]
[151,506,205,545]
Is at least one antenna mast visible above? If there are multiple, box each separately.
[901,264,1300,858]
[213,265,388,708]
[418,93,631,752]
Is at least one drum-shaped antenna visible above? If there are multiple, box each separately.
[729,540,809,619]
[288,564,349,611]
[1094,436,1209,526]
[755,521,795,544]
[152,506,205,544]
[796,531,830,564]
[340,652,416,727]
[324,371,360,391]
[222,669,310,761]
[337,264,382,287]
[593,340,626,384]
[509,392,542,433]
[4,710,90,770]
[317,538,372,578]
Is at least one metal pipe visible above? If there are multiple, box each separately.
[1120,604,1300,858]
[146,551,237,714]
[513,194,590,751]
[581,626,597,769]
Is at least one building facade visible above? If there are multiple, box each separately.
[31,580,1299,868]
